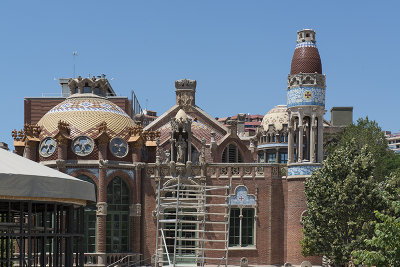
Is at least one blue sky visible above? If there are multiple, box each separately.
[1,1,399,148]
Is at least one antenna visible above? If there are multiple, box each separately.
[73,51,78,78]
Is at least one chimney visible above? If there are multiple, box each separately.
[330,107,353,126]
[175,79,196,111]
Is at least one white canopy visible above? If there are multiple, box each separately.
[0,148,96,203]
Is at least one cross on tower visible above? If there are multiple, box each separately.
[304,91,312,99]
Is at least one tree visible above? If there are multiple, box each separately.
[301,118,397,265]
[352,173,400,267]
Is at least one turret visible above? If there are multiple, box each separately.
[285,29,325,266]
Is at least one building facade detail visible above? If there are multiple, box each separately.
[10,29,352,267]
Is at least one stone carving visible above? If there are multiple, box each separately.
[287,73,326,89]
[231,167,240,176]
[240,257,248,267]
[220,167,228,176]
[207,167,216,176]
[191,166,201,176]
[68,76,109,96]
[146,167,155,176]
[11,129,25,141]
[161,150,171,164]
[161,167,170,176]
[176,135,187,163]
[175,79,196,89]
[24,124,41,139]
[272,166,279,177]
[176,91,195,111]
[99,159,109,169]
[55,159,65,170]
[130,203,142,217]
[96,202,108,216]
[256,166,264,175]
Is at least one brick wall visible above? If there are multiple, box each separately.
[286,178,321,265]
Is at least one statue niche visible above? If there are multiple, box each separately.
[170,109,192,164]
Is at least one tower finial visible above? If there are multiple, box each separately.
[297,29,316,43]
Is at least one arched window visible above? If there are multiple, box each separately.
[83,83,91,93]
[106,177,130,253]
[222,144,243,163]
[77,174,97,253]
[228,186,256,247]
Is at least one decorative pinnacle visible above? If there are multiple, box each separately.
[175,79,196,90]
[297,29,316,43]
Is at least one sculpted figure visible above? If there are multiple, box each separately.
[176,135,187,163]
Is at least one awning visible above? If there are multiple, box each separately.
[0,148,96,204]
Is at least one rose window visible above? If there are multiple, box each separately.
[39,137,57,157]
[109,137,129,158]
[72,136,94,156]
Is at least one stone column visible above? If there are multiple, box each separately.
[288,123,294,164]
[310,117,316,163]
[304,123,310,161]
[97,141,108,266]
[275,148,280,163]
[132,145,142,254]
[317,115,324,163]
[297,125,304,163]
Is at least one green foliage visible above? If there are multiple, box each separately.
[301,117,395,265]
[351,173,400,267]
[352,200,400,267]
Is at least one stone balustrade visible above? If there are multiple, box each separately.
[146,162,282,179]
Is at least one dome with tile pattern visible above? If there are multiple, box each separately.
[290,29,322,74]
[261,105,288,131]
[37,94,136,139]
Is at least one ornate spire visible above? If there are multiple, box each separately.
[290,29,322,75]
[175,79,196,111]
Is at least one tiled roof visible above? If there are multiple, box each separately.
[38,94,136,139]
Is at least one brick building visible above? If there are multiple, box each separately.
[12,29,352,266]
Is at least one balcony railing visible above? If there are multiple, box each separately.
[146,162,282,179]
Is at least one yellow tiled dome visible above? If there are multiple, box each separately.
[38,94,135,139]
[261,105,288,131]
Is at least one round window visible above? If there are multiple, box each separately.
[39,137,57,157]
[109,137,129,158]
[72,136,94,156]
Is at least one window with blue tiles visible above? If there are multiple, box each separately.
[228,186,256,248]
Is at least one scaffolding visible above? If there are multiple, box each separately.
[154,175,232,267]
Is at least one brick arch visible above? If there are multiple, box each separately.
[216,137,252,163]
[69,169,99,187]
[105,170,135,204]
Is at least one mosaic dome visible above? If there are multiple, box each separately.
[38,94,136,139]
[290,30,322,75]
[261,105,289,131]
